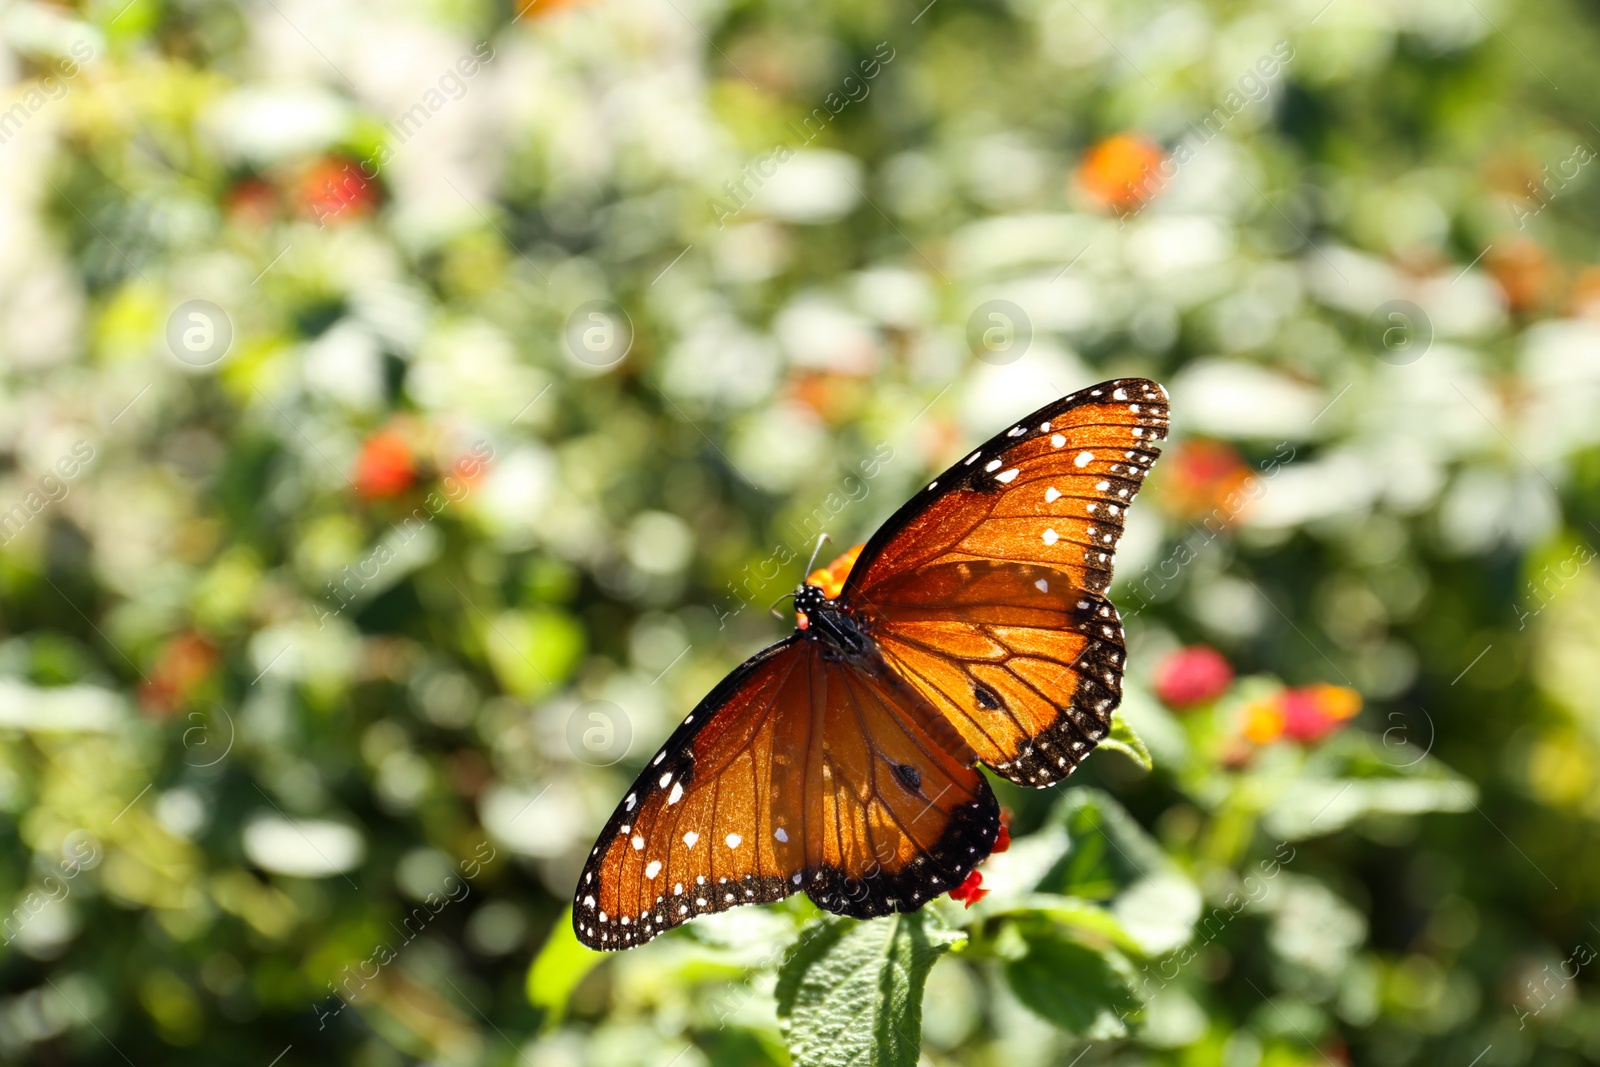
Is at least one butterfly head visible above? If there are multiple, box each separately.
[795,542,866,631]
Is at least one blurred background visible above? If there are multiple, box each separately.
[2,0,1599,1063]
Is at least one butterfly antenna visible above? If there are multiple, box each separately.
[769,592,797,620]
[802,533,832,576]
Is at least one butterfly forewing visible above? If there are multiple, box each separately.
[842,378,1166,787]
[845,378,1168,598]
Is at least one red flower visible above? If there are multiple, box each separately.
[354,430,416,499]
[948,869,989,908]
[1154,645,1233,709]
[297,156,378,225]
[138,633,218,717]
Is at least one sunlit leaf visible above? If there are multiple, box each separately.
[775,911,964,1067]
[1003,928,1141,1039]
[1101,710,1154,772]
[526,909,603,1028]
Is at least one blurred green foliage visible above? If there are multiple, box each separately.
[1,0,1600,1064]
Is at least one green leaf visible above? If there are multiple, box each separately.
[484,608,585,699]
[775,911,964,1067]
[1100,711,1153,772]
[1261,732,1479,839]
[1003,928,1141,1039]
[1038,788,1168,899]
[526,908,603,1029]
[976,893,1145,954]
[1036,790,1202,956]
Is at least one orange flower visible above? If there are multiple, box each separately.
[1076,134,1167,212]
[515,0,592,17]
[1570,266,1600,319]
[1241,696,1286,745]
[948,869,989,908]
[1486,239,1552,314]
[138,633,218,717]
[354,430,416,499]
[805,544,865,601]
[1160,439,1258,523]
[787,371,869,425]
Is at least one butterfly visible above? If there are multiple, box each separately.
[573,378,1168,949]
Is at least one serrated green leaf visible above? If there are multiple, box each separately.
[1101,711,1153,772]
[775,911,964,1067]
[526,908,603,1028]
[1003,928,1141,1038]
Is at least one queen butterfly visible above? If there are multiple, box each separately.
[574,378,1168,949]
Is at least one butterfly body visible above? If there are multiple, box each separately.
[792,581,875,662]
[574,378,1168,950]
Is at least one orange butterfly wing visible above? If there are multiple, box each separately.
[843,378,1168,786]
[573,638,998,950]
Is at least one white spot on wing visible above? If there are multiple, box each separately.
[1043,528,1059,545]
[1045,487,1060,502]
[1074,451,1093,467]
[668,782,684,805]
[683,831,699,847]
[996,468,1019,483]
[774,828,789,842]
[1051,434,1066,448]
[725,833,742,849]
[645,860,661,879]
[1035,578,1049,592]
[631,836,644,850]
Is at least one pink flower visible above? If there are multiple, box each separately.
[1154,645,1234,709]
[1279,684,1361,743]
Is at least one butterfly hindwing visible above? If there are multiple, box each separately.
[573,639,999,950]
[861,559,1126,787]
[800,650,999,917]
